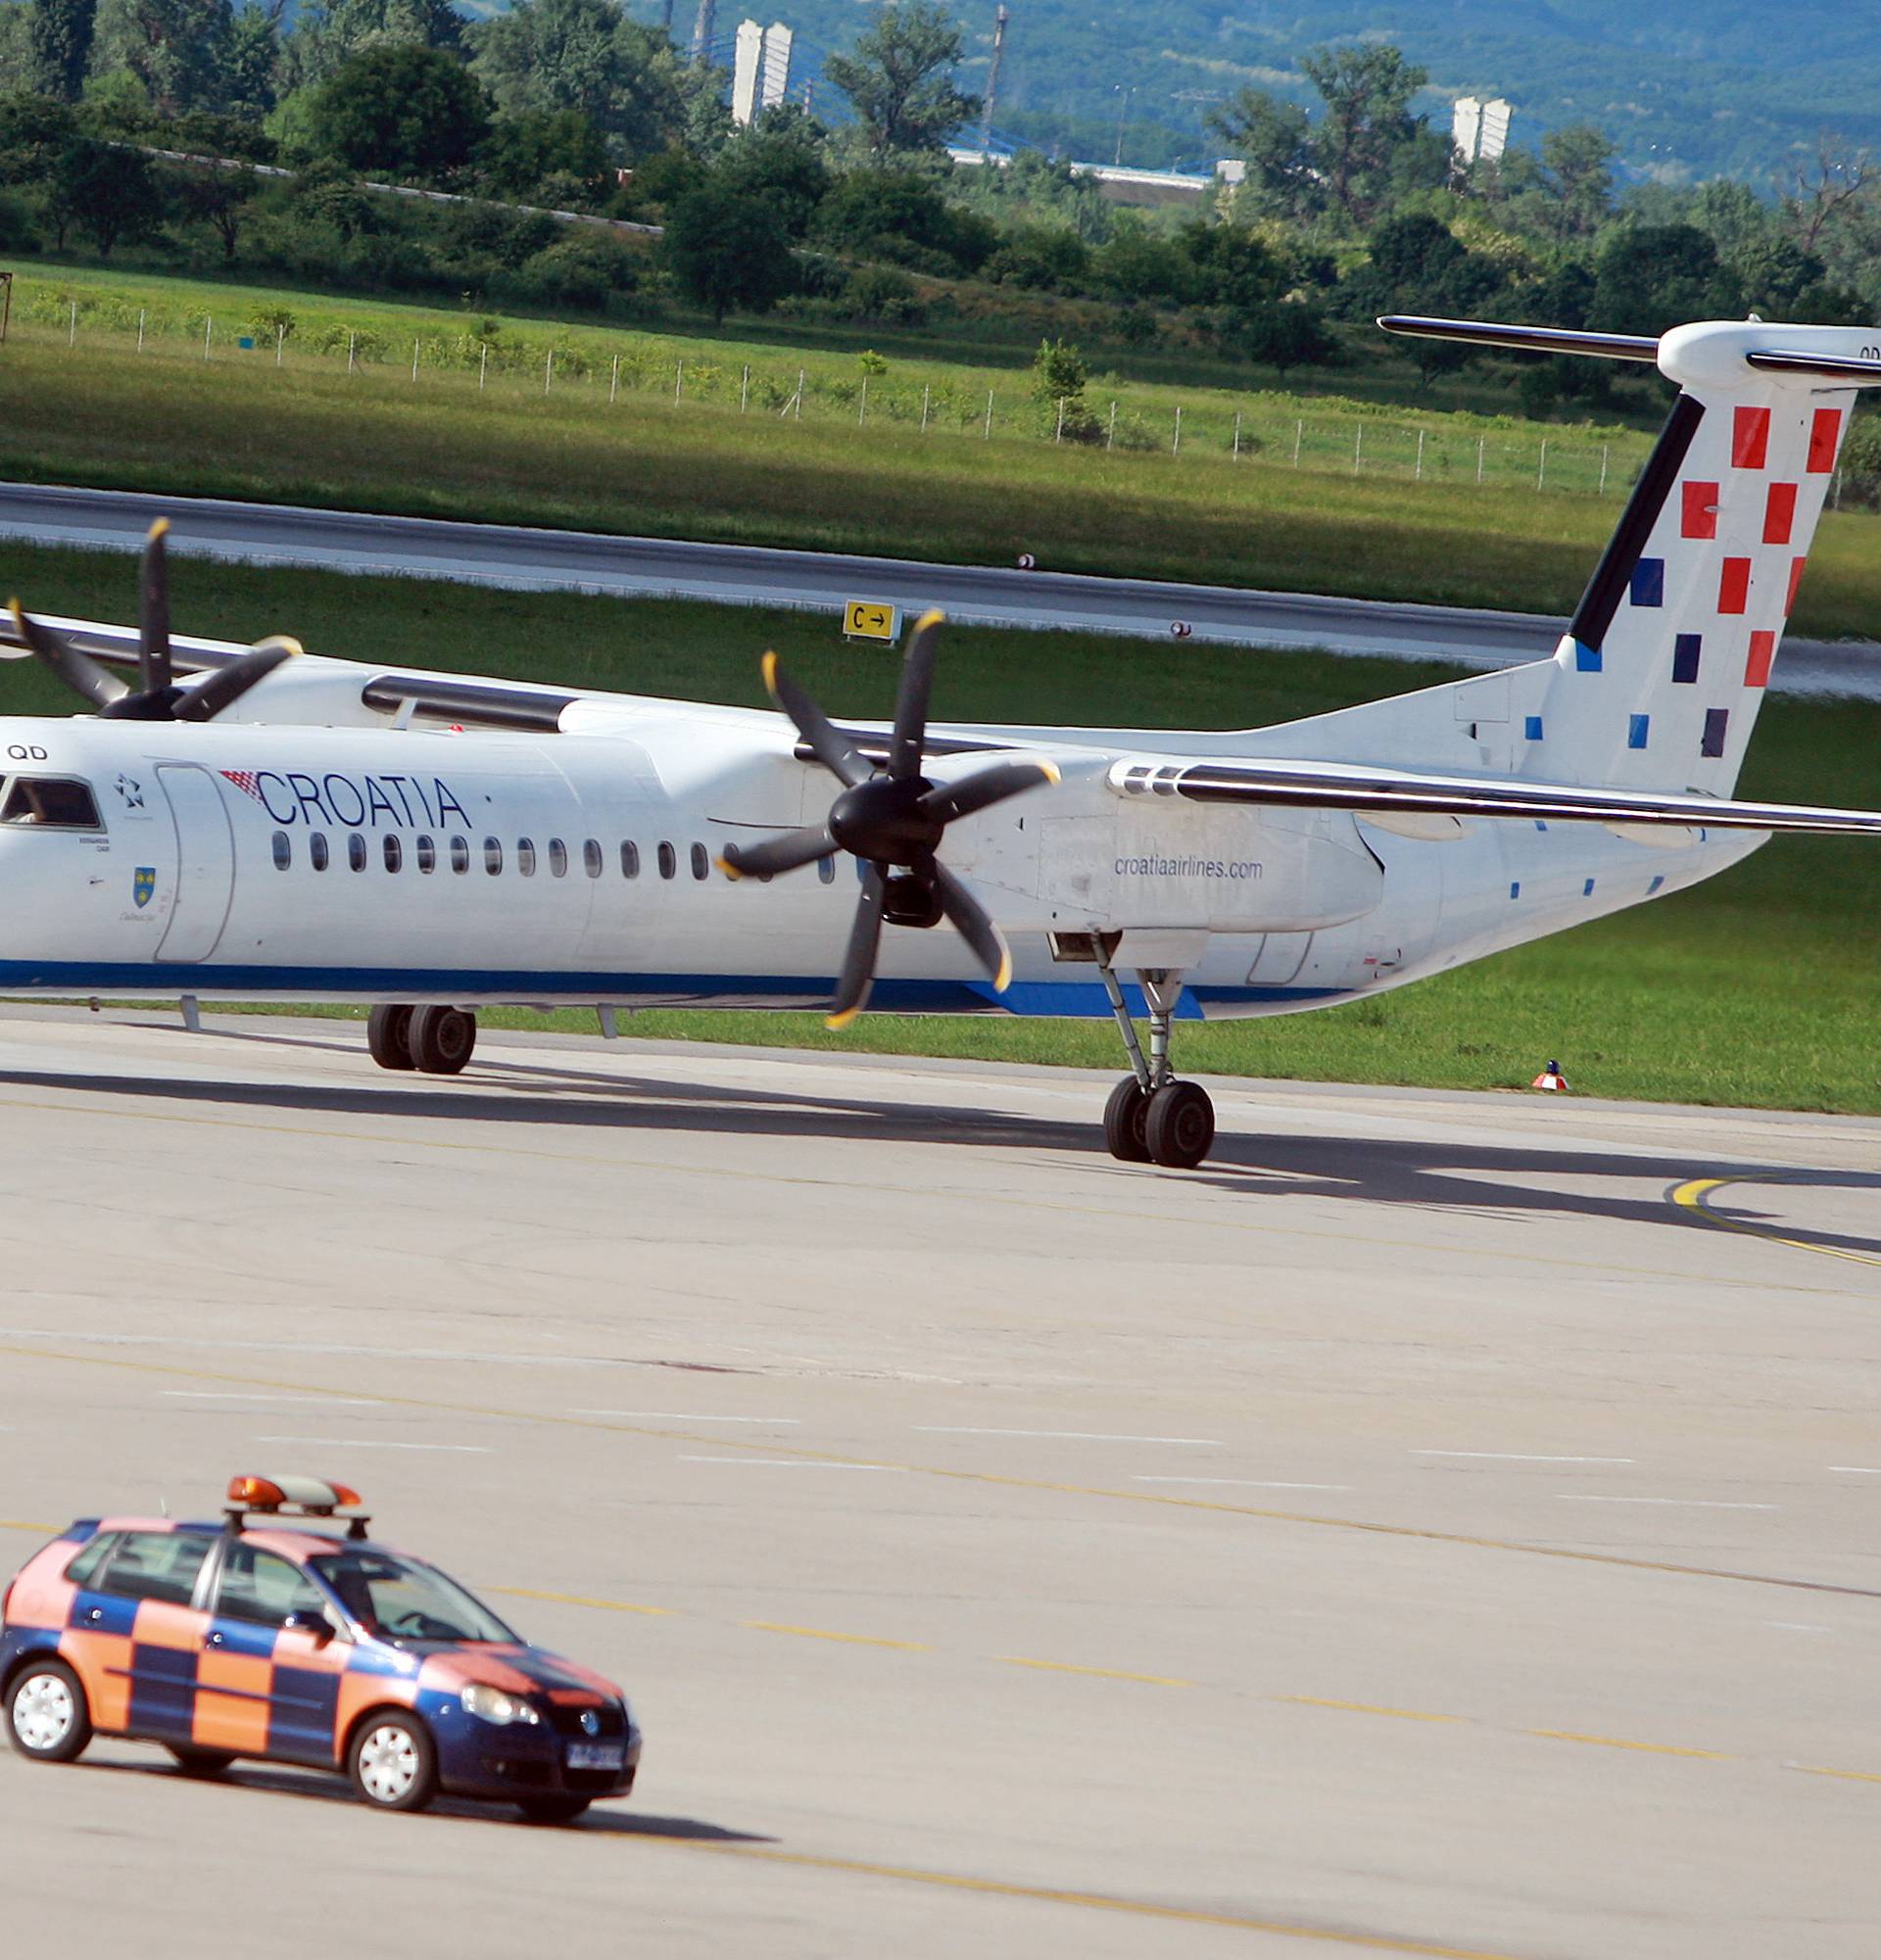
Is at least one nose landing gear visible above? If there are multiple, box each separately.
[366,1003,477,1076]
[1096,963,1216,1170]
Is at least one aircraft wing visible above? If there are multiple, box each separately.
[1110,754,1881,837]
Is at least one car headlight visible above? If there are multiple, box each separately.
[460,1682,540,1727]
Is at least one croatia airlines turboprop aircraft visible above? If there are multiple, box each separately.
[2,313,1879,1169]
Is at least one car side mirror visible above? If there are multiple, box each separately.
[282,1608,334,1645]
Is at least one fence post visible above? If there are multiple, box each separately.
[1352,425,1362,475]
[1172,405,1182,454]
[610,354,619,404]
[203,315,212,362]
[674,359,683,404]
[859,374,868,424]
[348,330,357,374]
[741,362,748,412]
[68,300,75,348]
[479,342,488,391]
[1599,444,1610,495]
[1292,418,1302,465]
[921,382,930,433]
[1232,409,1241,460]
[985,389,993,439]
[1475,435,1484,485]
[1055,397,1065,442]
[1107,400,1117,451]
[545,349,554,395]
[1536,439,1548,491]
[275,321,284,367]
[137,308,145,355]
[1415,428,1424,481]
[411,337,419,383]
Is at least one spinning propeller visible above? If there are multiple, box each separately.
[720,610,1058,1028]
[9,519,299,721]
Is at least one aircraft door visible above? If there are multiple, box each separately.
[155,765,235,962]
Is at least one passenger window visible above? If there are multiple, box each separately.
[63,1533,120,1588]
[516,837,536,877]
[450,836,469,875]
[98,1530,212,1607]
[1,777,103,828]
[215,1543,327,1629]
[657,841,676,881]
[691,842,709,881]
[415,835,436,874]
[348,833,367,872]
[271,831,291,871]
[310,832,329,873]
[548,838,568,878]
[818,856,836,884]
[484,837,503,875]
[620,841,639,879]
[583,838,603,879]
[382,834,403,873]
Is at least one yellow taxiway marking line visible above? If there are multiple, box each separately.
[1789,1764,1881,1786]
[6,1339,1877,1605]
[1524,1728,1731,1760]
[1671,1176,1881,1268]
[1280,1697,1462,1724]
[744,1621,928,1650]
[998,1656,1194,1687]
[492,1585,675,1617]
[679,1841,1532,1957]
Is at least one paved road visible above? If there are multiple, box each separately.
[1,1006,1877,1958]
[3,480,1876,699]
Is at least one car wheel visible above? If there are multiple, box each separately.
[348,1712,439,1813]
[5,1660,92,1764]
[516,1795,592,1825]
[165,1744,236,1777]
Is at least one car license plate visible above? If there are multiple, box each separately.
[566,1742,624,1772]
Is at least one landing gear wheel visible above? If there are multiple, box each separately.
[409,1006,476,1076]
[165,1744,235,1777]
[516,1794,593,1825]
[366,1003,415,1071]
[348,1712,439,1813]
[1145,1080,1215,1170]
[1102,1076,1152,1163]
[5,1660,92,1764]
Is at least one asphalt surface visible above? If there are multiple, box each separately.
[3,480,1877,699]
[1,1006,1878,1957]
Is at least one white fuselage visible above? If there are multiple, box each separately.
[0,711,1759,1021]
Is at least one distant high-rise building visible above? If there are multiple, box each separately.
[760,22,793,112]
[1452,96,1514,167]
[731,18,795,123]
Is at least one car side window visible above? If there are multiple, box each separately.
[97,1530,212,1607]
[63,1532,120,1587]
[214,1542,328,1628]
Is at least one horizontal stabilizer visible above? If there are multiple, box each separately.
[1109,755,1881,837]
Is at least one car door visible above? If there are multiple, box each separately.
[200,1541,350,1764]
[70,1529,216,1742]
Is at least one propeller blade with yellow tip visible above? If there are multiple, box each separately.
[918,757,1061,827]
[887,609,944,781]
[931,861,1013,994]
[763,650,873,788]
[826,863,887,1028]
[718,824,839,881]
[138,517,171,695]
[175,634,299,722]
[9,598,129,710]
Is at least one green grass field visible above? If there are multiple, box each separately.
[2,545,1875,1114]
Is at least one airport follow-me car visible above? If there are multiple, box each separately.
[0,1475,642,1821]
[0,312,1877,1168]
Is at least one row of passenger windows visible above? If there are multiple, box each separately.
[269,832,839,885]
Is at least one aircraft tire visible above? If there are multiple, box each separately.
[410,1006,476,1076]
[1145,1080,1215,1170]
[366,1003,416,1071]
[1102,1077,1152,1163]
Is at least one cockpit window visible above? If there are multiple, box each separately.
[1,778,102,829]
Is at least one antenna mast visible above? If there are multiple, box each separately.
[980,4,1009,152]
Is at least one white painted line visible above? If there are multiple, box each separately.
[914,1427,1224,1447]
[253,1434,491,1454]
[167,1390,383,1406]
[1767,1622,1836,1634]
[1829,1466,1881,1475]
[678,1457,902,1471]
[575,1410,800,1423]
[1133,1477,1349,1490]
[1413,1451,1635,1463]
[1555,1495,1776,1510]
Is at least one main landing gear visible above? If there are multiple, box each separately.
[366,1004,477,1076]
[1096,963,1216,1171]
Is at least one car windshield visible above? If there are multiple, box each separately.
[309,1548,518,1645]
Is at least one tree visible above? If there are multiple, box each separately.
[219,2,279,120]
[1234,299,1334,380]
[309,43,490,179]
[1592,223,1742,335]
[469,0,708,162]
[479,107,609,200]
[88,0,234,117]
[1536,123,1615,239]
[662,179,795,319]
[986,221,1087,290]
[824,0,978,159]
[1181,219,1283,311]
[48,134,164,253]
[176,158,257,257]
[29,0,97,101]
[711,104,829,239]
[0,91,78,182]
[280,0,458,92]
[1209,92,1319,222]
[809,166,992,274]
[1297,43,1426,224]
[1781,134,1874,255]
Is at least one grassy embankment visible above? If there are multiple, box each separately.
[1,547,1874,1114]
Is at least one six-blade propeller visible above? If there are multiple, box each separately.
[9,519,299,722]
[721,610,1058,1028]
